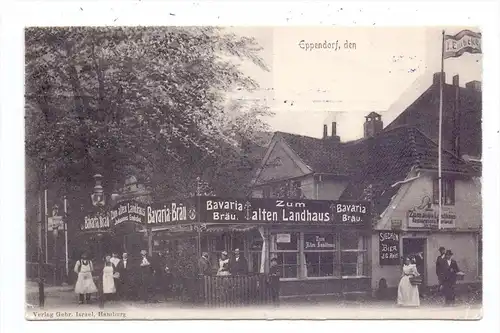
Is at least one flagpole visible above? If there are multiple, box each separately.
[438,30,445,230]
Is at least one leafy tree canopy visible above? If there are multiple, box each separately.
[25,26,273,201]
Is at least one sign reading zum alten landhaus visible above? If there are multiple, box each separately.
[199,197,371,225]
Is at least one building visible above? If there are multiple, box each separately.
[249,111,481,298]
[385,73,482,160]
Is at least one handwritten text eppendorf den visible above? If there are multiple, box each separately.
[299,39,357,52]
[206,199,367,223]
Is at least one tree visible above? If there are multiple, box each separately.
[25,27,272,200]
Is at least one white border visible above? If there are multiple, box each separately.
[1,1,499,333]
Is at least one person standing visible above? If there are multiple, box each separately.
[442,250,461,306]
[116,252,132,300]
[198,252,212,276]
[74,253,98,304]
[397,257,420,307]
[268,257,281,307]
[230,248,248,275]
[139,249,154,303]
[414,252,425,299]
[110,253,121,300]
[102,255,117,302]
[435,246,446,293]
[217,251,231,276]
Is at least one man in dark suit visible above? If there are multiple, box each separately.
[268,257,281,307]
[435,246,446,293]
[138,249,154,303]
[116,252,133,300]
[230,248,248,275]
[442,250,461,306]
[198,252,212,276]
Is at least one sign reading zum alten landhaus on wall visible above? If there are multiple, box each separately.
[199,197,371,225]
[81,199,197,231]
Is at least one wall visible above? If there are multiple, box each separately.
[372,171,482,290]
[317,178,349,200]
[378,172,482,231]
[253,140,309,186]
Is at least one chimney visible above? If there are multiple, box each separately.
[323,124,328,139]
[452,74,459,86]
[331,122,337,136]
[364,112,384,138]
[433,72,446,85]
[465,80,481,92]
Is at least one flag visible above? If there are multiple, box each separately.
[444,29,482,59]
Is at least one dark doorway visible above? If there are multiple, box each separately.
[402,238,426,286]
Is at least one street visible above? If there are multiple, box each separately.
[25,281,481,320]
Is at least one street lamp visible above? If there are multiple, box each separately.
[91,174,106,208]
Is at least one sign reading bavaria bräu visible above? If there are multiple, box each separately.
[199,197,371,225]
[146,199,197,225]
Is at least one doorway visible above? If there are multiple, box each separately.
[402,238,426,285]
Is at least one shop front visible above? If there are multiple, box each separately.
[372,185,482,296]
[198,197,373,298]
[78,196,372,298]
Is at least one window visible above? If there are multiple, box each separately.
[340,232,368,277]
[263,186,271,199]
[433,178,455,205]
[291,180,303,199]
[271,232,299,278]
[303,233,338,277]
[249,231,263,273]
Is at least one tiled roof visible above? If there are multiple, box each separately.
[276,126,476,215]
[385,83,482,158]
[276,132,350,175]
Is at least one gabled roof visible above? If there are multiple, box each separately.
[275,132,350,175]
[273,125,476,215]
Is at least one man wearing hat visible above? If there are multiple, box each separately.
[435,246,446,293]
[138,249,154,303]
[441,249,461,306]
[268,257,281,306]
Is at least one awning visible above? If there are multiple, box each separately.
[146,223,259,234]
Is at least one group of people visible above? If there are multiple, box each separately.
[74,249,172,304]
[197,249,249,276]
[397,246,462,307]
[197,249,281,305]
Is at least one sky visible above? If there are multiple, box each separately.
[226,27,482,141]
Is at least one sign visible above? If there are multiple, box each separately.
[304,234,335,250]
[379,231,400,265]
[146,199,197,225]
[199,197,371,225]
[81,213,110,231]
[110,200,147,226]
[276,233,291,243]
[48,216,63,230]
[391,219,402,230]
[408,206,456,229]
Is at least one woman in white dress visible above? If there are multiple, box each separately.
[217,251,231,276]
[102,255,117,301]
[74,253,98,304]
[397,257,420,307]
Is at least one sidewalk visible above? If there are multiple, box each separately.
[25,280,482,320]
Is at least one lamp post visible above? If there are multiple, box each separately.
[91,174,106,309]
